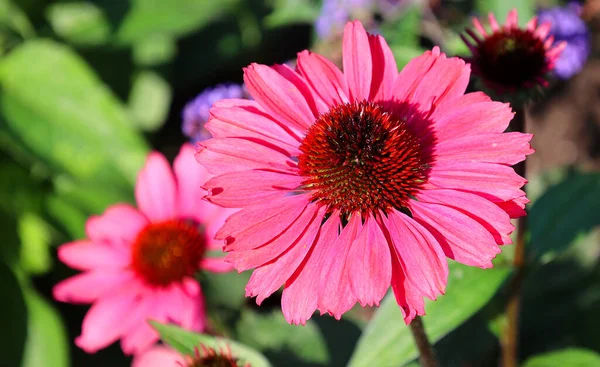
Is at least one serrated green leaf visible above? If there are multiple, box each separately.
[151,321,272,367]
[348,262,511,367]
[0,261,27,366]
[528,172,600,261]
[46,2,111,45]
[128,70,172,131]
[237,310,329,366]
[21,289,69,367]
[523,349,600,367]
[0,39,149,186]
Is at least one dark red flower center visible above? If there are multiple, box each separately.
[181,346,246,367]
[297,101,431,217]
[131,219,205,286]
[476,28,547,88]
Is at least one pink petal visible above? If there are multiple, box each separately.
[85,204,148,247]
[203,206,239,251]
[217,194,309,251]
[496,197,528,218]
[390,255,425,324]
[172,281,206,332]
[296,50,349,106]
[434,132,533,166]
[75,290,143,353]
[120,301,162,356]
[489,13,500,32]
[135,152,177,222]
[132,346,184,367]
[504,9,518,29]
[197,137,295,176]
[227,203,321,271]
[427,162,526,201]
[203,169,302,208]
[245,205,327,304]
[393,48,439,101]
[244,63,315,131]
[347,215,392,307]
[281,215,341,325]
[368,33,398,102]
[53,270,134,304]
[173,143,215,222]
[432,100,514,141]
[273,63,328,116]
[57,240,129,271]
[207,99,301,153]
[417,189,514,245]
[318,214,359,319]
[410,200,501,268]
[343,20,372,101]
[200,257,234,273]
[382,211,448,300]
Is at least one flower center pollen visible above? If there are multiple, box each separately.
[131,219,206,286]
[298,101,430,217]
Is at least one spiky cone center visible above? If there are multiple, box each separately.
[131,219,205,286]
[297,101,431,219]
[181,345,249,367]
[475,28,548,90]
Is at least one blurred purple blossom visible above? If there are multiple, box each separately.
[538,3,591,79]
[182,83,247,142]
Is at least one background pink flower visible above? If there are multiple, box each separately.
[53,144,235,355]
[196,20,533,326]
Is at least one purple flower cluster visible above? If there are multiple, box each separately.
[182,83,246,142]
[538,3,590,79]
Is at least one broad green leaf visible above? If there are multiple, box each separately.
[528,172,600,261]
[264,0,321,28]
[0,40,149,186]
[128,70,172,131]
[0,0,35,39]
[0,261,27,367]
[46,2,111,45]
[133,34,177,66]
[18,212,52,274]
[475,0,534,27]
[348,262,511,367]
[115,0,240,44]
[21,289,69,367]
[523,349,600,367]
[236,310,329,366]
[151,321,272,367]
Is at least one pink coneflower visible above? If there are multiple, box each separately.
[462,9,566,101]
[53,144,234,355]
[196,20,533,325]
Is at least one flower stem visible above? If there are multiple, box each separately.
[409,316,438,367]
[502,108,527,367]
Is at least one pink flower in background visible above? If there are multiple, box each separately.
[196,20,533,325]
[53,144,234,355]
[132,344,250,367]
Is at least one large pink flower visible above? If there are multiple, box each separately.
[53,144,234,355]
[196,20,533,325]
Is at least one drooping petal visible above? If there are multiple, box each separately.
[343,20,372,101]
[296,50,349,106]
[53,270,135,304]
[347,215,392,307]
[203,169,302,208]
[281,215,340,325]
[368,33,398,102]
[382,211,448,300]
[85,204,148,247]
[434,132,533,166]
[244,63,315,131]
[390,254,426,324]
[410,200,501,268]
[57,241,129,271]
[216,194,310,252]
[135,152,177,222]
[119,293,163,355]
[245,205,326,304]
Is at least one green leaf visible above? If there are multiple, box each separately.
[523,349,600,367]
[348,262,511,367]
[264,0,321,28]
[475,0,534,27]
[21,289,69,367]
[151,321,272,367]
[380,5,422,48]
[18,212,53,274]
[128,70,172,131]
[528,171,600,261]
[0,0,35,39]
[0,40,149,186]
[236,310,329,366]
[0,261,27,367]
[133,34,177,66]
[115,0,240,44]
[46,2,111,45]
